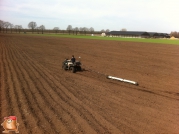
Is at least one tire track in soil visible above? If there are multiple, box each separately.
[14,39,124,134]
[7,41,60,134]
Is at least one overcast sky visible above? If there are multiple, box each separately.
[0,0,178,33]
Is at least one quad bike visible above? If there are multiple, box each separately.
[62,59,82,73]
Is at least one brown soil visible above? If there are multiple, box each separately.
[1,34,179,134]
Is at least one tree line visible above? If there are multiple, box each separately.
[0,20,111,35]
[28,22,45,34]
[2,19,176,37]
[0,20,22,33]
[170,31,179,38]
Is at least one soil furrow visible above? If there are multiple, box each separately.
[10,41,72,133]
[60,78,135,133]
[7,42,44,133]
[2,42,15,116]
[7,43,59,133]
[21,63,84,133]
[61,78,141,133]
[13,38,117,133]
[0,40,6,133]
[5,41,31,133]
[13,42,97,134]
[1,39,8,114]
[1,34,179,134]
[20,40,158,133]
[24,55,121,133]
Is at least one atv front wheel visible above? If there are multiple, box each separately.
[62,65,67,70]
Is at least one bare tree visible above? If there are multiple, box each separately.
[101,29,105,32]
[28,21,37,33]
[4,22,10,33]
[121,28,127,31]
[170,31,179,38]
[67,25,72,35]
[177,32,179,38]
[89,27,94,34]
[17,25,22,33]
[62,30,65,34]
[74,27,79,35]
[106,29,110,32]
[72,28,74,35]
[36,27,40,34]
[14,25,19,33]
[79,27,83,35]
[9,23,14,33]
[0,20,4,33]
[2,21,6,33]
[81,27,85,35]
[14,25,22,33]
[83,27,89,35]
[39,25,45,34]
[53,27,59,34]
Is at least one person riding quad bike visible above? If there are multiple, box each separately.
[62,55,81,73]
[71,55,76,64]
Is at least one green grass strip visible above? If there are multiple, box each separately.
[24,33,179,45]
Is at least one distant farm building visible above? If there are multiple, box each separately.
[106,31,170,38]
[101,33,106,36]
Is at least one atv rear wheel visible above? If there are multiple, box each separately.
[71,67,76,73]
[77,66,81,71]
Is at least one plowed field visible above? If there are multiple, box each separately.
[1,34,179,134]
